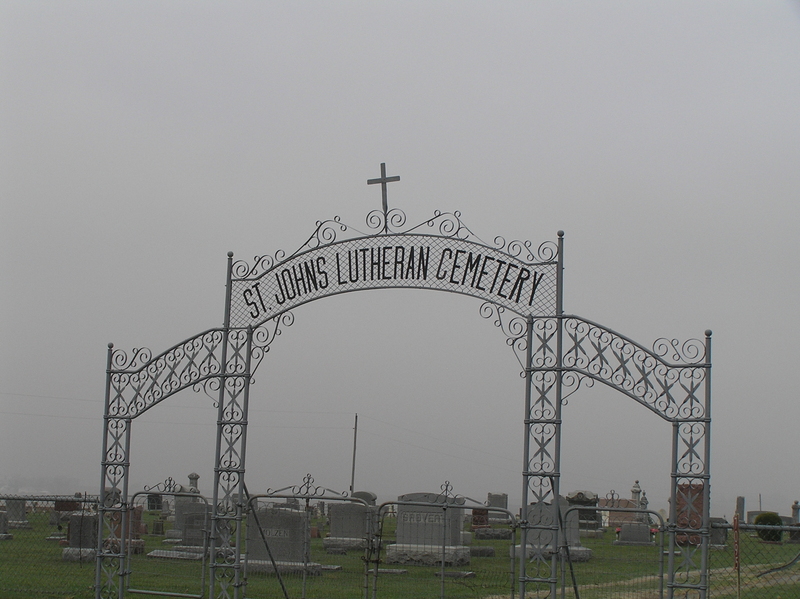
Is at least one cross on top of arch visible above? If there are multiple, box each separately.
[367,162,400,233]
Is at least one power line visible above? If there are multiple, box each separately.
[0,391,101,403]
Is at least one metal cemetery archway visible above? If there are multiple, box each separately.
[97,166,712,599]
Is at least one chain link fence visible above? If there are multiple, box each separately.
[4,493,800,599]
[0,495,99,599]
[707,520,800,598]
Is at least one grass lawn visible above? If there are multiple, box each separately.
[3,511,800,599]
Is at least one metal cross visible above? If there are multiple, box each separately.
[367,162,400,233]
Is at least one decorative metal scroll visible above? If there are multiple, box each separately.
[229,210,559,328]
[142,477,179,494]
[518,313,711,599]
[263,473,349,501]
[531,316,709,421]
[106,329,225,417]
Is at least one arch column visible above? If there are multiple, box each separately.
[209,327,253,599]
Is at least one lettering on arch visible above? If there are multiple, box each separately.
[230,234,557,328]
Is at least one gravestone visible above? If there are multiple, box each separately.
[395,493,464,546]
[735,496,745,522]
[164,473,205,544]
[69,513,98,548]
[147,494,163,511]
[709,517,728,547]
[247,506,320,574]
[50,501,76,526]
[107,505,147,553]
[165,503,209,552]
[0,512,12,540]
[511,498,591,562]
[471,509,489,528]
[62,513,98,562]
[746,510,764,525]
[614,523,653,546]
[6,500,31,529]
[792,501,799,524]
[566,490,601,534]
[487,493,509,523]
[385,493,469,566]
[151,519,165,535]
[54,499,81,512]
[247,507,307,561]
[130,505,147,536]
[351,490,377,506]
[323,501,372,551]
[474,526,512,540]
[170,500,209,545]
[182,511,208,548]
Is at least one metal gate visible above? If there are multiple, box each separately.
[242,475,374,599]
[557,505,667,599]
[126,482,211,599]
[372,482,518,599]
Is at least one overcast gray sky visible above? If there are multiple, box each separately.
[2,1,799,519]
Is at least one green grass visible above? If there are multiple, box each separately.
[0,512,96,599]
[3,512,800,599]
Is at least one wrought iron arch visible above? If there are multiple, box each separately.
[96,204,711,599]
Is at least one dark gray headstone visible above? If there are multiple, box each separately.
[6,500,31,529]
[487,493,509,522]
[147,494,163,511]
[152,520,165,536]
[0,512,12,540]
[487,493,508,509]
[247,507,307,562]
[182,512,208,547]
[474,527,511,540]
[614,523,653,546]
[525,498,581,549]
[709,517,728,546]
[69,513,98,549]
[566,490,601,530]
[174,499,208,537]
[329,503,370,539]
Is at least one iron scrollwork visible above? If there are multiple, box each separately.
[265,474,349,500]
[143,477,178,494]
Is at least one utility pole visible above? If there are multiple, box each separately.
[350,413,358,494]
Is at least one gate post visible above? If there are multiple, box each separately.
[96,343,132,599]
[210,253,253,599]
[666,330,712,598]
[519,314,534,599]
[519,231,565,598]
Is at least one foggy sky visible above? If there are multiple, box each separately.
[2,1,800,519]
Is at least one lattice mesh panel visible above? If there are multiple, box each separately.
[231,234,557,328]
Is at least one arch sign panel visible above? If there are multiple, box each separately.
[231,230,558,328]
[97,165,712,599]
